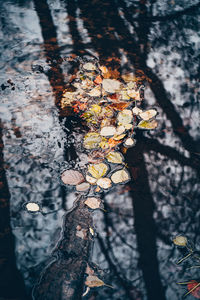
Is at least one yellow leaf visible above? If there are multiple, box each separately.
[83,132,101,149]
[106,151,124,164]
[111,169,130,184]
[117,109,133,125]
[137,119,158,130]
[173,236,188,247]
[88,163,108,178]
[139,109,157,121]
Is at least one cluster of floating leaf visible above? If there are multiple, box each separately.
[59,59,158,201]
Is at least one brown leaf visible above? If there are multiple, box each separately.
[84,197,101,209]
[61,170,84,185]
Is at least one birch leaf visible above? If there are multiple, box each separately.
[96,177,112,189]
[26,202,40,212]
[132,107,143,115]
[88,86,101,97]
[100,126,116,137]
[83,132,101,149]
[113,134,126,140]
[137,120,158,130]
[106,151,124,164]
[85,275,105,288]
[85,197,101,209]
[86,175,97,184]
[102,79,121,93]
[111,169,130,184]
[117,109,133,125]
[83,62,96,71]
[76,182,90,192]
[173,236,188,247]
[139,109,157,120]
[88,163,108,178]
[61,170,84,185]
[124,138,135,148]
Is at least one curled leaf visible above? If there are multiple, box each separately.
[106,151,124,164]
[83,132,101,149]
[61,170,84,185]
[88,163,108,179]
[84,197,101,209]
[139,109,157,120]
[137,120,158,130]
[111,169,130,184]
[96,177,112,189]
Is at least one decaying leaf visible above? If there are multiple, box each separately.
[132,106,143,115]
[86,175,97,184]
[83,132,102,149]
[173,236,188,247]
[85,275,113,288]
[111,169,130,184]
[76,182,90,192]
[124,137,135,148]
[137,119,158,130]
[85,197,101,209]
[61,91,75,108]
[61,169,84,185]
[117,109,133,125]
[94,75,103,84]
[89,104,101,114]
[100,126,116,137]
[109,102,130,111]
[83,62,96,71]
[102,79,121,93]
[88,163,108,178]
[26,202,40,212]
[106,151,124,164]
[139,109,157,120]
[88,150,105,163]
[96,177,112,189]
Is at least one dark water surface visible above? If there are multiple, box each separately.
[0,0,200,299]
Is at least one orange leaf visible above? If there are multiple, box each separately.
[109,102,130,111]
[108,137,121,149]
[94,75,103,84]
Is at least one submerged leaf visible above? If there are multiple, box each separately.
[106,151,124,164]
[88,163,108,179]
[139,109,157,120]
[102,79,121,93]
[187,281,200,298]
[137,120,158,130]
[111,169,130,184]
[96,177,112,189]
[61,170,84,185]
[85,197,101,209]
[83,132,101,149]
